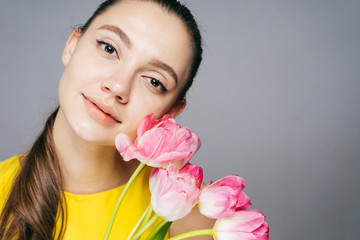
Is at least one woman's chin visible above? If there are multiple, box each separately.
[69,121,116,146]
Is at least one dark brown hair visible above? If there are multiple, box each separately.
[0,0,202,239]
[0,108,66,239]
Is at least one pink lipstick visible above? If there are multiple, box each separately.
[82,94,120,125]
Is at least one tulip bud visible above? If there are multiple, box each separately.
[116,113,201,169]
[149,164,203,221]
[199,175,251,219]
[213,209,269,240]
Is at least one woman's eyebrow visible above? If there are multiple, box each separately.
[149,59,178,85]
[97,24,132,49]
[97,25,178,84]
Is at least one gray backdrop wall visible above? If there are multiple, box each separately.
[1,0,359,239]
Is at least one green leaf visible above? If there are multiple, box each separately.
[152,221,172,240]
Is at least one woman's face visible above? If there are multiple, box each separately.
[57,0,193,145]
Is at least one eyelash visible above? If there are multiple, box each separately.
[143,76,168,93]
[96,39,168,93]
[96,39,118,57]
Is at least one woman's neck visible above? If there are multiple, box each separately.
[52,110,137,195]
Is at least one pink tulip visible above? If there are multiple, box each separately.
[199,175,252,219]
[115,113,201,169]
[213,209,269,240]
[149,164,203,221]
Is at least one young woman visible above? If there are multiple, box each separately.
[0,0,214,239]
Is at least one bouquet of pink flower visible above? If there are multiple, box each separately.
[104,113,269,240]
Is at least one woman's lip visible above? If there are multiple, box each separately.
[82,94,121,124]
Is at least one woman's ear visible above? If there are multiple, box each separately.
[62,29,81,67]
[166,99,186,118]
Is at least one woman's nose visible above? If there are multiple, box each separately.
[100,76,132,103]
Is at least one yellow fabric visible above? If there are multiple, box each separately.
[0,155,168,240]
[0,155,21,212]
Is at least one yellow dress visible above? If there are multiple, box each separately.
[0,155,168,240]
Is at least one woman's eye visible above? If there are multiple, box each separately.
[145,76,168,93]
[96,40,118,57]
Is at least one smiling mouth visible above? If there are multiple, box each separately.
[93,102,121,123]
[82,94,121,124]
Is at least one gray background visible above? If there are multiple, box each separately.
[1,0,359,239]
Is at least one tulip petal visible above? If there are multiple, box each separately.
[199,186,238,218]
[115,133,145,162]
[116,113,201,169]
[214,210,269,240]
[156,115,177,130]
[175,129,201,154]
[209,175,245,191]
[253,222,269,239]
[214,231,258,240]
[149,168,159,192]
[215,210,266,233]
[152,190,193,221]
[149,164,203,221]
[137,113,157,138]
[236,191,252,210]
[137,128,176,158]
[199,175,250,218]
[150,151,190,163]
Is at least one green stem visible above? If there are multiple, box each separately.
[168,229,213,240]
[103,163,146,240]
[127,203,152,240]
[144,219,169,240]
[130,214,159,240]
[139,204,154,231]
